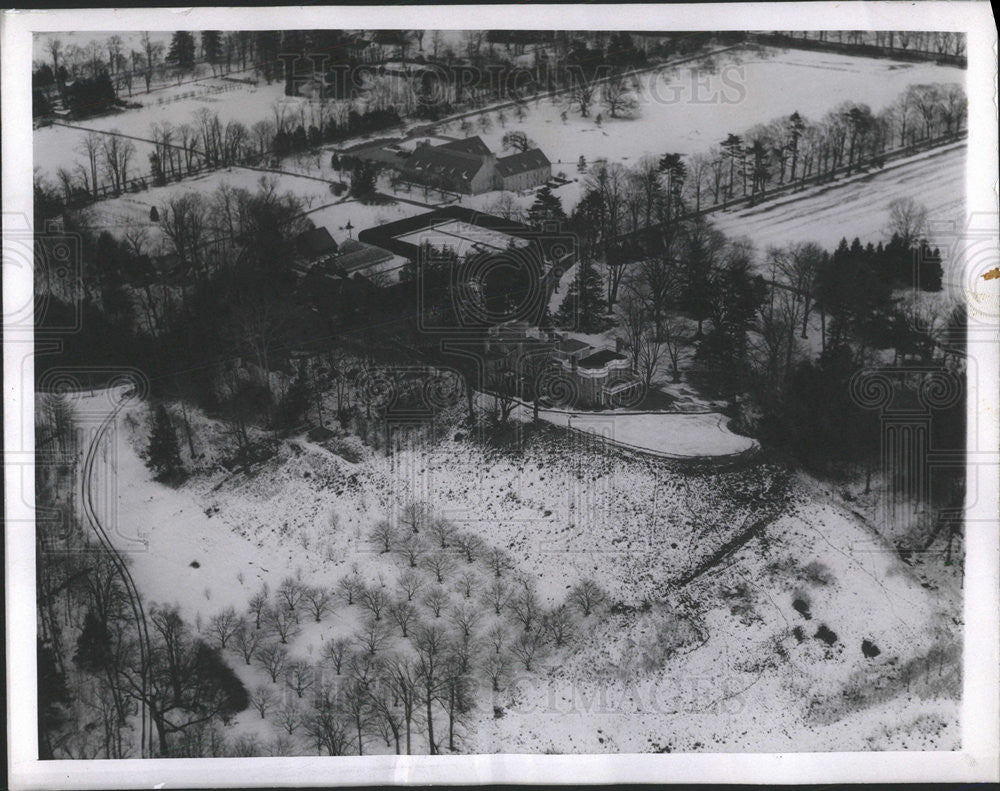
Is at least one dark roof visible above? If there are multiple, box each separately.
[496,148,551,177]
[558,338,592,353]
[358,206,541,261]
[335,239,395,273]
[578,349,628,369]
[438,136,493,157]
[403,145,488,186]
[296,227,339,259]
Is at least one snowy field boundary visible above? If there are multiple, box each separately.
[489,392,760,463]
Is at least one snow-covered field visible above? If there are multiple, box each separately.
[458,48,964,168]
[74,388,961,754]
[535,410,756,458]
[34,45,963,209]
[78,167,337,247]
[34,78,293,179]
[713,142,968,268]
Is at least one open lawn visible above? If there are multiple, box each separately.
[71,388,961,755]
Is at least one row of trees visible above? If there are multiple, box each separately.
[682,82,966,213]
[550,84,963,318]
[41,99,402,208]
[772,30,967,59]
[35,31,260,106]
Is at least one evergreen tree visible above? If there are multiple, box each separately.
[201,31,222,70]
[149,153,166,188]
[255,31,281,83]
[526,185,566,229]
[149,204,159,222]
[555,256,608,332]
[167,31,196,70]
[146,404,183,479]
[349,160,378,203]
[73,609,113,672]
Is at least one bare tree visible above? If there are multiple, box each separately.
[264,605,299,644]
[422,588,448,618]
[360,586,389,621]
[139,32,163,93]
[357,615,390,656]
[413,622,449,755]
[337,574,363,605]
[543,604,576,647]
[301,586,334,622]
[602,74,639,118]
[887,197,928,249]
[250,685,273,718]
[486,547,512,578]
[233,622,261,664]
[399,501,432,534]
[566,76,597,118]
[158,192,209,276]
[396,533,425,568]
[389,598,416,637]
[482,578,512,615]
[100,133,135,194]
[46,37,63,83]
[371,520,396,553]
[209,605,240,649]
[501,130,535,152]
[661,315,684,383]
[421,552,456,584]
[75,132,102,199]
[453,532,483,563]
[257,642,288,682]
[485,651,510,692]
[275,699,301,735]
[510,628,547,671]
[637,328,666,388]
[455,570,478,600]
[342,677,370,755]
[284,660,315,698]
[277,577,306,610]
[449,603,481,639]
[383,655,422,755]
[486,623,509,655]
[510,582,541,632]
[247,585,269,629]
[428,519,456,549]
[366,673,404,754]
[397,568,424,602]
[322,637,350,675]
[569,578,606,616]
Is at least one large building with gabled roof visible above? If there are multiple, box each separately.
[400,135,552,195]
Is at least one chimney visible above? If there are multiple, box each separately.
[615,337,624,354]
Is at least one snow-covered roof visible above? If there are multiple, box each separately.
[496,148,551,177]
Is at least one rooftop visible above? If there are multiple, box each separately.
[578,349,628,369]
[404,146,486,184]
[335,238,396,273]
[296,227,339,259]
[437,136,494,157]
[495,148,551,177]
[558,338,593,353]
[358,206,544,262]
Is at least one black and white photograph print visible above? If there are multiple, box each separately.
[4,2,999,787]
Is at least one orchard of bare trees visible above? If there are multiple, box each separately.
[127,500,614,757]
